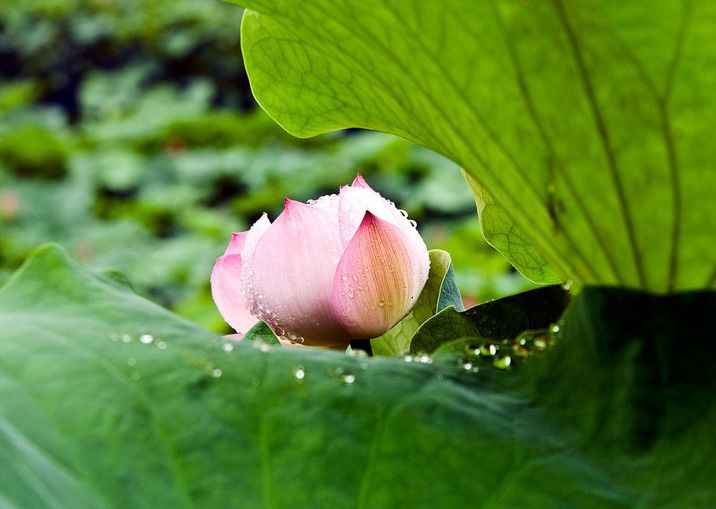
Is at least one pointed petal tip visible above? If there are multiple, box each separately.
[359,209,381,226]
[351,173,371,188]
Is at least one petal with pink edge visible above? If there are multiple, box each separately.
[332,211,428,339]
[338,179,429,293]
[240,213,271,271]
[211,232,259,333]
[245,199,349,346]
[223,232,246,255]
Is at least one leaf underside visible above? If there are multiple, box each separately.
[236,0,716,292]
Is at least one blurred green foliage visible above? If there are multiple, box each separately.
[0,0,532,332]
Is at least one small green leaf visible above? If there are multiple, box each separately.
[410,285,569,354]
[242,320,280,345]
[371,249,462,356]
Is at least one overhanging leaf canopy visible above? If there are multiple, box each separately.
[235,0,716,292]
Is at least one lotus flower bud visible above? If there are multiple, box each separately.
[211,175,430,347]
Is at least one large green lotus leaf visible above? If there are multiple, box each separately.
[461,169,559,284]
[235,0,716,292]
[2,246,716,507]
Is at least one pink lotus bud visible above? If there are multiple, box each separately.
[211,175,430,347]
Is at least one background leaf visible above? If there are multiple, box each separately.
[236,0,716,292]
[371,249,462,356]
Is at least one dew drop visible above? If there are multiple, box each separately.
[493,355,512,369]
[222,342,234,353]
[131,371,140,381]
[331,367,356,385]
[293,365,305,381]
[403,355,414,363]
[408,219,417,229]
[211,368,223,378]
[139,334,154,345]
[127,357,137,367]
[551,324,561,334]
[156,340,168,350]
[348,349,369,359]
[480,344,498,356]
[533,338,548,351]
[416,353,432,364]
[121,334,132,343]
[399,209,409,218]
[462,362,473,371]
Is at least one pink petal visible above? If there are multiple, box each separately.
[224,232,246,255]
[211,215,271,334]
[337,179,429,294]
[307,192,340,214]
[211,253,258,333]
[240,213,271,271]
[331,211,429,339]
[351,173,370,188]
[245,199,349,346]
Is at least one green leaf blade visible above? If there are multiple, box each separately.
[237,0,716,292]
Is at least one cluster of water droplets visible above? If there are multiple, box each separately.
[402,353,433,365]
[452,325,560,374]
[108,332,169,381]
